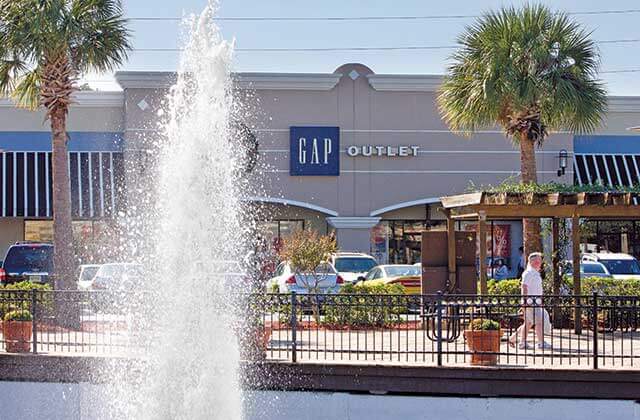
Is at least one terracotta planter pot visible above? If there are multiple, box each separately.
[485,192,506,205]
[464,329,501,366]
[546,193,560,206]
[609,193,630,206]
[524,192,546,205]
[3,321,32,353]
[260,326,272,349]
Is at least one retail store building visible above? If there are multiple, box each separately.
[0,63,638,272]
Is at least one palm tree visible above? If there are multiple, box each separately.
[437,4,607,255]
[0,0,130,289]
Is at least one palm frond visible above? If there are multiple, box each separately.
[11,69,41,110]
[437,4,607,142]
[0,0,131,110]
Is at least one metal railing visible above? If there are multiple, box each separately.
[1,289,640,370]
[256,292,640,369]
[0,289,146,355]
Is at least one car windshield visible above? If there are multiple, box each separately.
[582,263,606,274]
[334,257,377,273]
[4,246,53,273]
[80,266,100,281]
[601,259,640,275]
[315,263,336,274]
[385,265,420,277]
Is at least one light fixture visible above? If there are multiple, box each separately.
[557,149,568,177]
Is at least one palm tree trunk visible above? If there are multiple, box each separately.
[519,136,543,256]
[50,105,75,290]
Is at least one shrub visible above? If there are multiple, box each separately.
[469,318,500,331]
[4,309,32,322]
[0,282,53,318]
[486,279,521,296]
[323,282,406,328]
[562,276,640,296]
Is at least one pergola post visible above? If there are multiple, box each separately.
[446,210,456,293]
[572,215,582,335]
[552,218,561,328]
[478,211,488,295]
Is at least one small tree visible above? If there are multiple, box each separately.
[437,4,607,256]
[279,230,337,295]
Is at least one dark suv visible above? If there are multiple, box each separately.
[0,242,54,285]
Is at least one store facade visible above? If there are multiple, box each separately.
[116,62,637,273]
[0,93,127,262]
[0,63,637,272]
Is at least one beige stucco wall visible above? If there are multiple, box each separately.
[115,64,640,254]
[0,105,123,132]
[0,219,24,259]
[243,64,573,218]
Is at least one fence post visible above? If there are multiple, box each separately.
[31,289,37,354]
[436,291,443,367]
[592,292,598,370]
[290,292,297,363]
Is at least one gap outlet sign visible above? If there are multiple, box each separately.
[290,126,340,176]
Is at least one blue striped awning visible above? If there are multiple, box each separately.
[573,153,640,187]
[0,151,125,218]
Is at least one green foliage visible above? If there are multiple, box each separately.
[469,318,500,331]
[486,279,521,296]
[486,276,640,297]
[0,0,131,109]
[4,309,32,322]
[279,230,337,293]
[323,283,407,327]
[468,177,640,194]
[0,282,53,317]
[438,4,607,142]
[562,276,640,296]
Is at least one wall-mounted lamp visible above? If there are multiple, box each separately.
[557,149,568,177]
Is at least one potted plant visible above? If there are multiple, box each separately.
[3,309,32,353]
[464,318,501,366]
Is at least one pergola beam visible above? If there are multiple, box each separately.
[572,215,582,335]
[478,211,488,295]
[455,205,640,219]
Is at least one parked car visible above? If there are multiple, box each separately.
[561,260,613,279]
[266,261,343,294]
[76,264,102,291]
[356,264,422,294]
[582,253,640,280]
[328,252,378,284]
[0,242,53,285]
[91,263,144,291]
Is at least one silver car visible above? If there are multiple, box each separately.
[267,262,343,294]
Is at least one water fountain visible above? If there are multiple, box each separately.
[107,3,252,418]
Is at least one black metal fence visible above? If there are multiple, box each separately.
[0,289,145,355]
[256,292,640,369]
[2,290,640,369]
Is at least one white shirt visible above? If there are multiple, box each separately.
[522,267,543,297]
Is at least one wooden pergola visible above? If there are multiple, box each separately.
[440,191,640,334]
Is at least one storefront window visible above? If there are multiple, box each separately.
[377,220,446,264]
[581,221,640,258]
[24,220,123,263]
[257,219,304,253]
[370,222,389,264]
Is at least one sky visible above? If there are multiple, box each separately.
[87,0,640,95]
